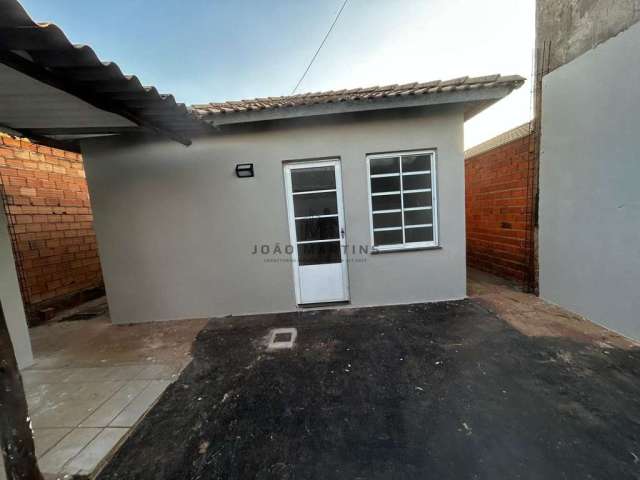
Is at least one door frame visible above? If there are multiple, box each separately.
[283,158,350,305]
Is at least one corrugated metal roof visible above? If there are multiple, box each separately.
[465,121,532,159]
[0,0,210,148]
[192,75,525,122]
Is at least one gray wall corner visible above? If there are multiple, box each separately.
[0,208,34,369]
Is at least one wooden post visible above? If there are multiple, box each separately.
[0,300,43,480]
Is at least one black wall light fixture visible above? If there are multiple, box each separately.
[235,163,254,178]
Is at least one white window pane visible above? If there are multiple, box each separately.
[294,191,337,217]
[403,191,432,208]
[373,211,402,229]
[291,166,335,192]
[404,209,433,226]
[405,226,434,243]
[374,229,403,246]
[296,217,339,241]
[402,154,431,172]
[402,173,431,191]
[370,157,400,175]
[368,151,437,249]
[371,176,400,193]
[372,194,401,211]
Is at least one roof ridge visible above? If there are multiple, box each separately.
[195,75,525,114]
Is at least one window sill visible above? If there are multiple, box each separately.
[370,245,442,254]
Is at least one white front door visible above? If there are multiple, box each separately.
[284,159,349,305]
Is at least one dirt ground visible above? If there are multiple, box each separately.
[97,299,640,480]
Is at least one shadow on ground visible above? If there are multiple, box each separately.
[97,300,640,480]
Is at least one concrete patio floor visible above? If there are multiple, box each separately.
[1,305,207,480]
[467,269,635,349]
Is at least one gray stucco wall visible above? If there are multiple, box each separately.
[539,21,640,339]
[536,0,640,72]
[81,106,466,324]
[0,208,33,368]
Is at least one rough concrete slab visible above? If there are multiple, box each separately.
[65,428,129,476]
[38,427,101,475]
[97,300,640,479]
[109,381,171,428]
[468,268,637,349]
[134,364,181,381]
[28,316,207,369]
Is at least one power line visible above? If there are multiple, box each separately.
[291,0,349,95]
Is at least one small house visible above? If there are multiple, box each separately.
[81,78,523,323]
[0,0,523,331]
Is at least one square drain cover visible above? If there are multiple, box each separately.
[267,327,297,350]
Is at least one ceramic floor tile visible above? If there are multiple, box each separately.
[26,382,76,415]
[33,428,73,458]
[38,427,101,475]
[110,380,171,427]
[29,357,73,370]
[80,381,150,428]
[22,369,74,387]
[105,364,147,381]
[63,367,122,383]
[65,428,129,475]
[31,381,124,428]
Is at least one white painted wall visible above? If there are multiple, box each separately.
[0,208,33,368]
[81,106,467,324]
[539,21,640,339]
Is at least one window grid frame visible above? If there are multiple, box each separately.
[366,149,438,252]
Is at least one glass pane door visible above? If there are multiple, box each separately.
[290,166,342,266]
[284,159,349,305]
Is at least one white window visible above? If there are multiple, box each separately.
[366,150,438,251]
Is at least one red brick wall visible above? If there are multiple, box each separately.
[465,134,535,283]
[0,134,103,312]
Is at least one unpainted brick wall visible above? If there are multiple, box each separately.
[465,134,536,283]
[0,134,103,311]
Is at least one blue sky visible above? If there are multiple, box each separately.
[19,0,534,147]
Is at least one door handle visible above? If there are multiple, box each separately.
[340,228,345,239]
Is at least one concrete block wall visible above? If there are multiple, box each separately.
[465,134,535,283]
[0,134,103,315]
[536,0,640,73]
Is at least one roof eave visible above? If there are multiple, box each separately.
[0,0,213,148]
[0,50,195,147]
[199,85,518,127]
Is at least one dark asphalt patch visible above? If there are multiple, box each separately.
[97,300,640,480]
